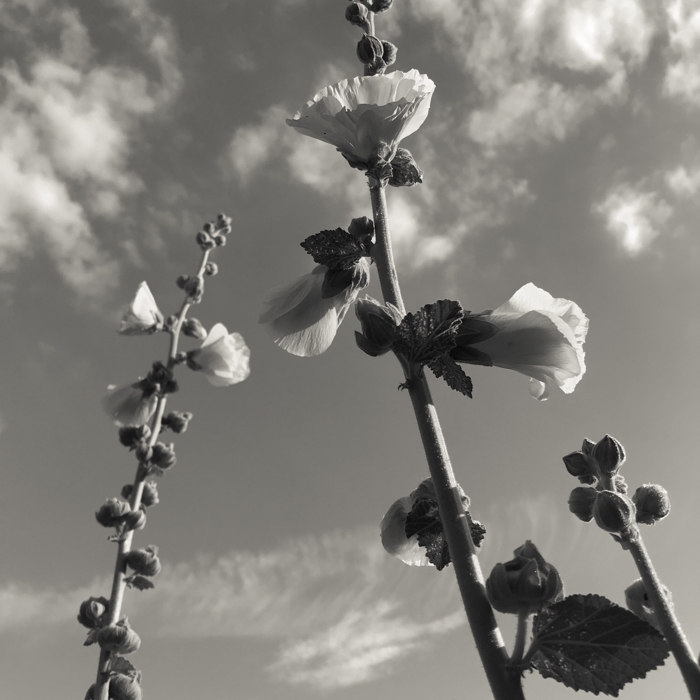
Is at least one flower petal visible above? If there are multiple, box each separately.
[380,496,432,567]
[119,282,163,335]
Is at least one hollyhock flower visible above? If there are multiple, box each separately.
[259,258,370,357]
[452,283,588,400]
[102,381,158,426]
[118,282,163,335]
[187,323,250,386]
[286,70,435,170]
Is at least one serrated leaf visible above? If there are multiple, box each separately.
[300,228,370,270]
[125,575,155,591]
[530,593,669,696]
[110,656,139,679]
[393,300,464,369]
[84,628,98,647]
[428,355,473,397]
[404,498,451,571]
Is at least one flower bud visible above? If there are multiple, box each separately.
[134,441,153,463]
[214,234,226,246]
[162,411,193,434]
[592,434,626,476]
[141,481,159,507]
[95,499,131,528]
[151,442,176,470]
[108,673,143,700]
[126,545,161,577]
[182,318,208,340]
[633,484,670,525]
[357,34,384,65]
[196,230,215,250]
[77,596,109,629]
[123,509,147,531]
[204,262,218,276]
[176,275,190,290]
[373,0,393,11]
[381,41,397,66]
[568,486,598,522]
[486,541,564,614]
[216,212,232,226]
[562,450,598,483]
[202,222,215,234]
[118,426,151,450]
[183,276,204,302]
[624,578,672,632]
[96,621,141,654]
[355,296,402,356]
[388,148,423,187]
[345,2,370,32]
[593,490,636,533]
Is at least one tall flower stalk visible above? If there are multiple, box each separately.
[84,214,250,700]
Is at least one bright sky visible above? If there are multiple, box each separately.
[1,0,699,698]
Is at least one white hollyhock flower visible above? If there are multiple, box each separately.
[287,70,435,169]
[119,282,163,335]
[102,382,158,427]
[458,283,588,400]
[259,259,370,357]
[187,323,250,387]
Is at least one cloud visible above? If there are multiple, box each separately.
[664,0,700,107]
[0,0,181,299]
[594,183,673,255]
[665,165,700,199]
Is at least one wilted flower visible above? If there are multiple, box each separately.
[77,597,109,629]
[187,323,250,386]
[286,70,435,171]
[452,283,588,400]
[486,541,564,615]
[259,258,370,357]
[118,282,163,336]
[102,381,158,427]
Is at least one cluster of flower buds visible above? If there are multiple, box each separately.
[356,34,397,75]
[486,541,564,615]
[564,435,670,535]
[161,411,193,435]
[195,212,233,252]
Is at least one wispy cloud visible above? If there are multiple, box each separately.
[664,0,700,107]
[594,183,673,255]
[0,0,181,299]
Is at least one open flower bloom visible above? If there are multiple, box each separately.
[119,282,164,335]
[453,283,588,400]
[187,323,250,386]
[259,258,370,357]
[380,482,433,567]
[286,70,435,169]
[102,381,158,427]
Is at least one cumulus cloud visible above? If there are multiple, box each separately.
[0,0,181,298]
[594,183,673,255]
[664,0,700,107]
[665,165,700,198]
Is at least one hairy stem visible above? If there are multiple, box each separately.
[625,527,700,699]
[510,608,530,666]
[93,249,210,699]
[369,181,525,700]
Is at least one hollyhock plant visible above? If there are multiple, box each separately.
[286,69,435,170]
[259,258,370,357]
[118,282,164,335]
[452,283,588,400]
[187,323,250,387]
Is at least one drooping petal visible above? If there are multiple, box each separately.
[102,383,158,426]
[119,282,164,335]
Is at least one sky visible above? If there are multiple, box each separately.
[0,0,699,698]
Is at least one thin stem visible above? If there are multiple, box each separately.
[93,248,210,699]
[369,182,525,700]
[625,527,700,699]
[510,609,530,666]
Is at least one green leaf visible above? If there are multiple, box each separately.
[393,300,464,369]
[404,498,451,571]
[428,355,473,397]
[530,593,669,696]
[300,228,371,270]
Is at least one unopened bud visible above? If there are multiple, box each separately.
[633,484,670,525]
[182,318,208,340]
[204,262,218,276]
[355,296,401,356]
[373,0,393,11]
[486,541,564,614]
[388,148,423,187]
[134,441,153,463]
[568,486,598,522]
[214,234,226,246]
[176,275,190,290]
[196,230,215,250]
[162,411,193,434]
[202,222,215,234]
[96,621,141,654]
[345,2,370,32]
[381,41,397,66]
[216,212,232,227]
[151,442,176,470]
[183,276,204,302]
[77,597,109,629]
[592,434,626,476]
[357,34,384,64]
[108,673,143,700]
[141,481,159,507]
[127,545,162,577]
[348,216,374,247]
[95,498,131,528]
[123,509,147,531]
[118,426,151,450]
[593,490,636,533]
[562,450,598,483]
